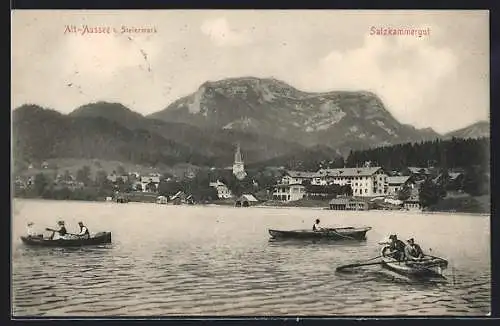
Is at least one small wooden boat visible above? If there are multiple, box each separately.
[380,246,448,278]
[268,226,371,240]
[20,232,112,247]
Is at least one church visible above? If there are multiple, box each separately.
[232,143,247,180]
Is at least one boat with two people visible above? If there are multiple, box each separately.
[336,234,448,279]
[268,218,372,241]
[20,220,111,247]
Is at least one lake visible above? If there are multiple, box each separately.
[11,199,491,316]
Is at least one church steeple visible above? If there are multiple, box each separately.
[234,143,243,163]
[232,143,246,180]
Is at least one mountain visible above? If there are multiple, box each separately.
[444,121,490,140]
[16,77,485,171]
[13,103,311,169]
[149,77,441,155]
[12,104,211,168]
[68,101,308,164]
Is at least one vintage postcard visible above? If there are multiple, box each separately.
[11,10,490,317]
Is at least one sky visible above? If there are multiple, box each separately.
[11,10,489,134]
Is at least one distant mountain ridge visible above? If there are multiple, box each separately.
[149,77,441,154]
[444,121,489,140]
[12,77,488,170]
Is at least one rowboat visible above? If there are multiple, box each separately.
[380,246,448,278]
[20,232,112,247]
[268,226,371,240]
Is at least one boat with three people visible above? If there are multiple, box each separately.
[21,220,111,247]
[380,243,448,278]
[336,234,449,279]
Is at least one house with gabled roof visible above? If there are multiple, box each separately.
[316,166,387,197]
[386,175,415,196]
[280,170,320,185]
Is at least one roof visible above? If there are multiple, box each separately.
[407,167,430,174]
[285,170,320,178]
[209,180,227,187]
[170,191,186,200]
[449,172,463,180]
[274,183,305,188]
[329,198,350,205]
[387,176,411,185]
[237,194,258,202]
[318,167,383,177]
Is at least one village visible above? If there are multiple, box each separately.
[13,143,472,212]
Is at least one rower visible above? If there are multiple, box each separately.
[50,220,68,240]
[405,238,424,260]
[312,218,323,231]
[77,221,90,239]
[387,234,406,260]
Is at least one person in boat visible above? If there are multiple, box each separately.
[405,238,425,260]
[386,234,406,260]
[312,219,323,231]
[26,222,42,238]
[49,220,68,240]
[77,221,90,239]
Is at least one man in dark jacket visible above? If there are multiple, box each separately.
[77,221,90,239]
[388,234,406,260]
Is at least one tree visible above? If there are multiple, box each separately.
[419,180,446,208]
[462,168,489,196]
[62,170,72,182]
[116,165,126,176]
[76,165,91,186]
[145,181,157,192]
[397,184,411,201]
[158,180,182,196]
[34,173,49,196]
[340,184,353,197]
[94,170,109,187]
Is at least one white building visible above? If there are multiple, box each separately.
[386,176,413,196]
[272,183,306,201]
[316,167,388,197]
[279,170,320,185]
[209,180,233,199]
[233,144,247,180]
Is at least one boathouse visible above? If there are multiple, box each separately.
[403,199,421,210]
[235,194,258,207]
[156,196,168,204]
[329,197,369,211]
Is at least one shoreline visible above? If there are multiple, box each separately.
[12,197,490,216]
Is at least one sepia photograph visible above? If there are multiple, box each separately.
[11,10,490,317]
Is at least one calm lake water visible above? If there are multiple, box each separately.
[11,199,490,316]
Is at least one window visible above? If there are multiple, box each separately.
[365,189,368,193]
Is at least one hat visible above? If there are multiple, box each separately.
[78,221,83,225]
[58,220,65,225]
[27,222,34,226]
[407,238,414,243]
[389,234,396,240]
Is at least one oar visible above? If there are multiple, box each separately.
[336,260,386,271]
[45,228,78,237]
[336,258,413,272]
[325,228,355,240]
